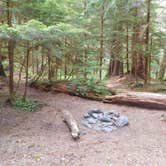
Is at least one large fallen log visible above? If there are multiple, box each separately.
[62,109,80,140]
[103,92,166,110]
[29,80,115,101]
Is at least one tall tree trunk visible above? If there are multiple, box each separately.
[0,42,6,77]
[48,54,51,82]
[159,50,166,81]
[64,37,67,79]
[126,23,129,73]
[144,0,151,84]
[17,55,26,87]
[47,50,54,82]
[149,36,153,80]
[131,3,146,80]
[7,0,15,101]
[0,48,6,77]
[108,24,123,77]
[0,60,6,77]
[99,3,104,80]
[23,43,30,101]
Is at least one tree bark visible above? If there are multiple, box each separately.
[126,22,129,73]
[108,22,123,77]
[144,0,151,84]
[23,43,30,100]
[0,60,6,77]
[131,5,146,80]
[7,0,15,101]
[159,52,166,81]
[0,42,6,77]
[99,3,104,80]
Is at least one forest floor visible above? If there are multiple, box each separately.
[0,82,166,166]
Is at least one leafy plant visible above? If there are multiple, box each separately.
[14,98,39,112]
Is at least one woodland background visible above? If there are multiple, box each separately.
[0,0,166,100]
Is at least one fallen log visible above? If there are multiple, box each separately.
[29,80,114,101]
[62,109,80,140]
[103,92,166,110]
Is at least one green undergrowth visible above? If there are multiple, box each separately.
[14,97,39,112]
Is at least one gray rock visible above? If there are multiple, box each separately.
[88,109,103,119]
[91,113,103,120]
[115,116,129,127]
[105,111,120,118]
[101,126,113,132]
[87,117,98,124]
[100,116,112,122]
[81,109,129,132]
[81,121,92,128]
[83,114,90,119]
[88,109,103,114]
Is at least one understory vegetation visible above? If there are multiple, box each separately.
[14,97,39,112]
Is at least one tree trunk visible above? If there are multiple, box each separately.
[126,22,129,73]
[48,55,51,82]
[64,37,67,79]
[99,3,104,80]
[23,43,30,100]
[159,52,166,81]
[108,22,123,77]
[17,55,26,87]
[7,0,15,101]
[0,60,6,77]
[144,0,151,84]
[8,40,15,101]
[131,5,146,80]
[0,42,6,77]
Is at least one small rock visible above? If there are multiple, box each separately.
[115,116,129,127]
[101,126,113,132]
[88,109,102,114]
[81,121,92,128]
[87,117,98,124]
[100,116,112,122]
[160,114,166,121]
[83,114,90,119]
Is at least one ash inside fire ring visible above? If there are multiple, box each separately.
[81,109,129,132]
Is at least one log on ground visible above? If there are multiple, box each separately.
[29,80,113,101]
[62,109,80,140]
[103,92,166,110]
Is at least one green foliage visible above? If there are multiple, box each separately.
[14,98,39,112]
[71,79,115,97]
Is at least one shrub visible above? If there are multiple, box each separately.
[14,98,39,112]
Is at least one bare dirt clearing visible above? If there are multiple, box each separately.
[0,87,166,166]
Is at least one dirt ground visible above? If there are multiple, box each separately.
[0,87,166,166]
